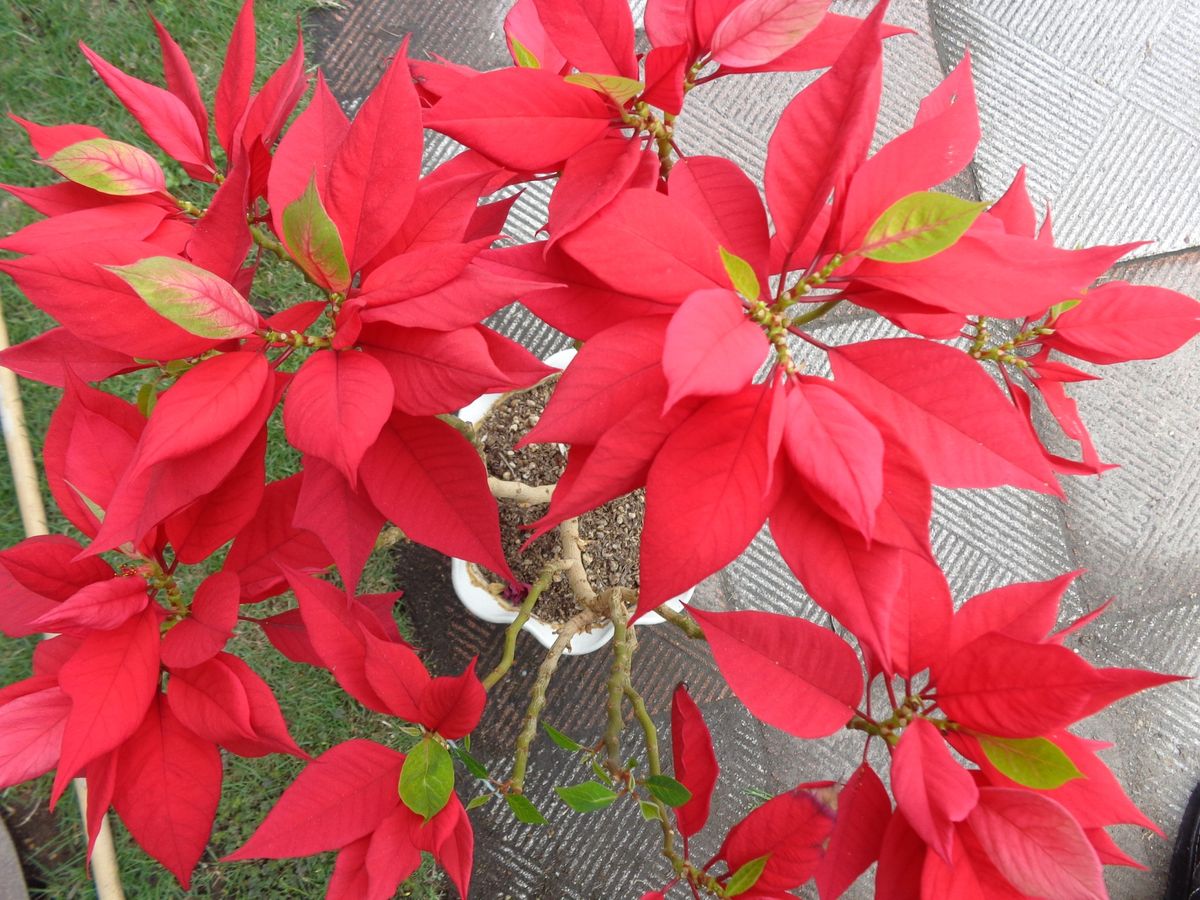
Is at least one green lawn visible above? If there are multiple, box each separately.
[0,2,442,896]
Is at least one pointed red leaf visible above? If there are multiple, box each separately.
[411,794,474,899]
[0,202,167,254]
[226,739,405,859]
[662,288,769,410]
[9,115,106,159]
[687,607,861,738]
[215,0,255,154]
[815,764,891,900]
[296,456,385,595]
[670,683,719,840]
[254,608,324,667]
[166,655,257,746]
[364,803,423,899]
[710,0,828,68]
[215,653,306,759]
[1046,281,1200,364]
[532,0,637,77]
[669,156,770,278]
[717,786,836,893]
[0,327,142,387]
[419,659,486,740]
[151,15,210,160]
[0,686,71,789]
[947,572,1080,659]
[875,812,924,900]
[546,137,644,246]
[161,570,240,669]
[892,718,979,862]
[362,632,430,722]
[32,575,150,634]
[0,535,111,603]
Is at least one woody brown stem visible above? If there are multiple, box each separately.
[487,477,555,503]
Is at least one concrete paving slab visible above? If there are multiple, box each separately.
[0,818,28,900]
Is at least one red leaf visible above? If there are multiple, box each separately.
[151,15,210,162]
[166,655,257,746]
[546,137,644,246]
[642,44,689,115]
[215,653,306,759]
[531,0,638,78]
[875,812,924,900]
[385,161,497,255]
[357,237,491,308]
[1046,281,1200,364]
[830,339,1060,494]
[0,327,142,387]
[671,683,719,840]
[891,718,979,861]
[765,4,885,261]
[419,659,486,740]
[505,0,567,72]
[9,115,106,159]
[296,456,385,595]
[638,386,775,611]
[783,377,884,537]
[226,739,405,859]
[328,836,371,900]
[947,572,1080,660]
[669,156,770,278]
[79,42,212,179]
[360,412,513,582]
[0,202,167,254]
[283,350,393,487]
[327,44,423,270]
[717,786,836,893]
[239,28,308,152]
[53,606,161,803]
[32,575,149,634]
[687,607,861,738]
[426,68,613,171]
[112,695,222,888]
[559,188,730,298]
[215,0,255,155]
[919,823,1025,900]
[662,289,769,410]
[364,804,423,899]
[185,162,252,282]
[161,570,240,669]
[411,794,474,899]
[0,536,112,635]
[0,686,71,789]
[814,764,891,900]
[966,787,1106,900]
[362,632,429,722]
[989,167,1038,239]
[254,608,324,667]
[645,0,692,48]
[710,0,828,68]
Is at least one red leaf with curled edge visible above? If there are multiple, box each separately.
[129,351,269,474]
[185,162,251,283]
[688,607,862,739]
[892,718,979,862]
[717,13,908,76]
[362,632,429,722]
[411,793,474,900]
[966,787,1106,900]
[946,572,1081,661]
[296,456,385,595]
[215,653,306,759]
[32,575,150,634]
[283,350,394,488]
[214,0,255,155]
[765,3,885,263]
[662,289,769,410]
[638,385,776,612]
[226,739,406,860]
[161,571,240,670]
[363,804,423,899]
[532,0,637,77]
[289,570,389,713]
[875,812,924,900]
[814,764,891,900]
[716,786,836,894]
[356,237,492,308]
[1045,281,1200,364]
[43,372,143,538]
[240,27,308,153]
[419,659,486,740]
[0,242,221,360]
[151,15,209,157]
[523,316,670,446]
[327,43,423,271]
[361,411,513,582]
[425,68,613,172]
[328,836,371,900]
[166,654,257,746]
[643,43,688,115]
[223,475,334,602]
[782,377,884,538]
[559,188,731,299]
[546,137,644,247]
[0,536,111,605]
[112,695,222,889]
[0,327,142,387]
[253,608,324,667]
[0,203,167,254]
[52,605,161,804]
[670,683,719,841]
[830,338,1060,495]
[79,42,213,180]
[0,686,71,789]
[837,53,979,247]
[669,156,770,279]
[710,0,829,68]
[920,822,1027,900]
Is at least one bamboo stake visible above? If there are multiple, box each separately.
[0,301,126,900]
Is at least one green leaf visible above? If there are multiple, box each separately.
[46,138,167,196]
[564,72,645,105]
[466,793,492,811]
[720,246,760,301]
[398,736,455,821]
[555,781,619,813]
[725,854,771,897]
[542,722,584,752]
[1049,298,1082,319]
[64,481,106,523]
[451,746,490,780]
[104,256,262,339]
[644,774,693,808]
[281,174,351,292]
[860,191,987,263]
[135,381,158,418]
[509,35,540,68]
[978,735,1084,790]
[639,800,662,822]
[591,759,613,785]
[504,793,548,825]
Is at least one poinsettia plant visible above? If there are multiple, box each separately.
[1,0,1197,896]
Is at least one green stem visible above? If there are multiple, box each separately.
[249,222,288,261]
[623,680,660,776]
[656,605,705,640]
[603,593,632,774]
[482,563,563,691]
[789,299,842,327]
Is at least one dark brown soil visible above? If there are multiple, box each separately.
[476,376,644,624]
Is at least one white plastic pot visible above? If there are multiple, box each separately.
[450,349,691,655]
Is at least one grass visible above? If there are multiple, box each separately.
[0,2,444,896]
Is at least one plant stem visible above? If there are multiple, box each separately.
[249,222,289,261]
[510,608,598,792]
[656,605,705,640]
[487,477,555,503]
[604,593,633,774]
[558,517,598,608]
[789,299,843,326]
[623,681,660,775]
[482,562,565,690]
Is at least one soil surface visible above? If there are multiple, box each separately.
[476,377,644,624]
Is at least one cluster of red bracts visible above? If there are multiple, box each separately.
[0,0,1197,896]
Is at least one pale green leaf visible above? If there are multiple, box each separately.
[564,73,645,105]
[281,174,351,292]
[451,746,490,780]
[860,191,987,263]
[720,246,760,300]
[644,774,692,808]
[542,722,584,752]
[509,35,540,68]
[726,854,771,896]
[399,737,455,820]
[105,256,261,339]
[505,793,549,825]
[639,800,662,822]
[465,793,492,810]
[46,138,166,196]
[1049,298,1082,319]
[555,781,619,813]
[979,735,1084,790]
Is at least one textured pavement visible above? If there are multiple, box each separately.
[310,2,1200,897]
